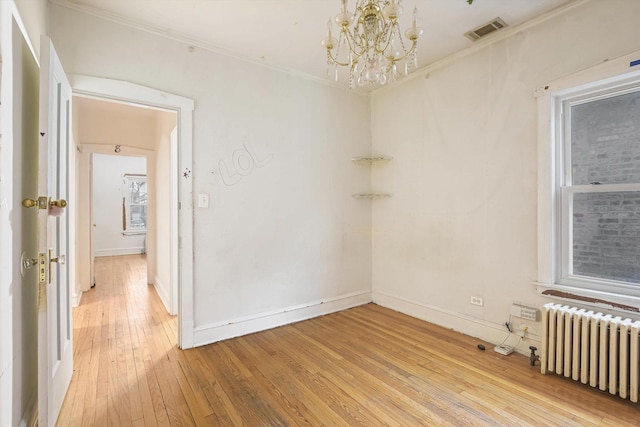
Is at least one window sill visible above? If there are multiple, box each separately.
[534,281,640,318]
[122,230,146,236]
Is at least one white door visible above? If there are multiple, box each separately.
[37,36,73,427]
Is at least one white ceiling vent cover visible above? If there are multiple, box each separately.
[464,18,508,42]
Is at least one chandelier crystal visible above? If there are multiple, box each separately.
[321,0,423,88]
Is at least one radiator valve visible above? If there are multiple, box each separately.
[529,346,539,366]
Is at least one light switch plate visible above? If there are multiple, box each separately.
[197,193,209,208]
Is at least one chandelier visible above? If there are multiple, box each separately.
[321,0,423,88]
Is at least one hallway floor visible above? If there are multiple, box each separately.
[58,255,179,425]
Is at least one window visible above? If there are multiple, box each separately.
[554,81,640,294]
[123,174,147,234]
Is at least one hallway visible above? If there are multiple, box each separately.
[58,255,179,425]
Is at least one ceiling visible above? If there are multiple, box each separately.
[53,0,577,89]
[74,96,171,120]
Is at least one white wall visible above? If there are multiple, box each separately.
[51,4,372,343]
[75,96,161,150]
[74,149,91,300]
[92,154,147,256]
[371,0,640,353]
[153,115,176,313]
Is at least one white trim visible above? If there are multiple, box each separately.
[122,230,146,236]
[67,74,195,349]
[94,248,144,257]
[153,275,171,314]
[71,288,83,308]
[169,127,178,316]
[536,49,640,303]
[193,291,372,347]
[373,291,539,356]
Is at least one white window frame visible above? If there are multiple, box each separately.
[557,86,640,292]
[122,173,147,235]
[536,50,640,307]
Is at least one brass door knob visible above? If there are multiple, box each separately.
[22,197,66,209]
[49,198,67,208]
[22,196,48,209]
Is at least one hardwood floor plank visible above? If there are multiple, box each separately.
[58,255,640,426]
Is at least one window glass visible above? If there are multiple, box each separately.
[572,191,640,283]
[570,90,640,185]
[123,174,147,233]
[558,83,640,291]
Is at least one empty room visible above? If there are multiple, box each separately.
[1,0,640,425]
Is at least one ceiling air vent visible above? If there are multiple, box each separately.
[464,17,508,42]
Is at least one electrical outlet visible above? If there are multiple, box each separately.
[470,296,484,307]
[511,303,539,321]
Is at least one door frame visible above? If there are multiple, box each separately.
[0,2,40,425]
[70,75,195,349]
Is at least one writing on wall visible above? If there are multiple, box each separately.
[218,143,274,186]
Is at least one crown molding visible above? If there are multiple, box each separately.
[372,0,590,96]
[51,0,369,96]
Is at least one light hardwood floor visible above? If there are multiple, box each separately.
[58,254,639,426]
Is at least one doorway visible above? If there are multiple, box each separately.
[74,96,178,333]
[70,75,195,349]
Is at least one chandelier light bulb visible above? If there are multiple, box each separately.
[412,5,418,28]
[390,37,402,59]
[382,0,402,21]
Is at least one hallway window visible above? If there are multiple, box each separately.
[123,174,147,234]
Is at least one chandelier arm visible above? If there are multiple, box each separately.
[374,20,395,55]
[382,39,418,63]
[326,48,352,67]
[343,27,366,58]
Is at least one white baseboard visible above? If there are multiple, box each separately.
[193,291,373,347]
[153,275,171,314]
[72,289,83,307]
[372,291,540,356]
[94,247,144,257]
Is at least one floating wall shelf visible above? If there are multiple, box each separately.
[352,193,393,200]
[352,155,393,199]
[351,155,393,164]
